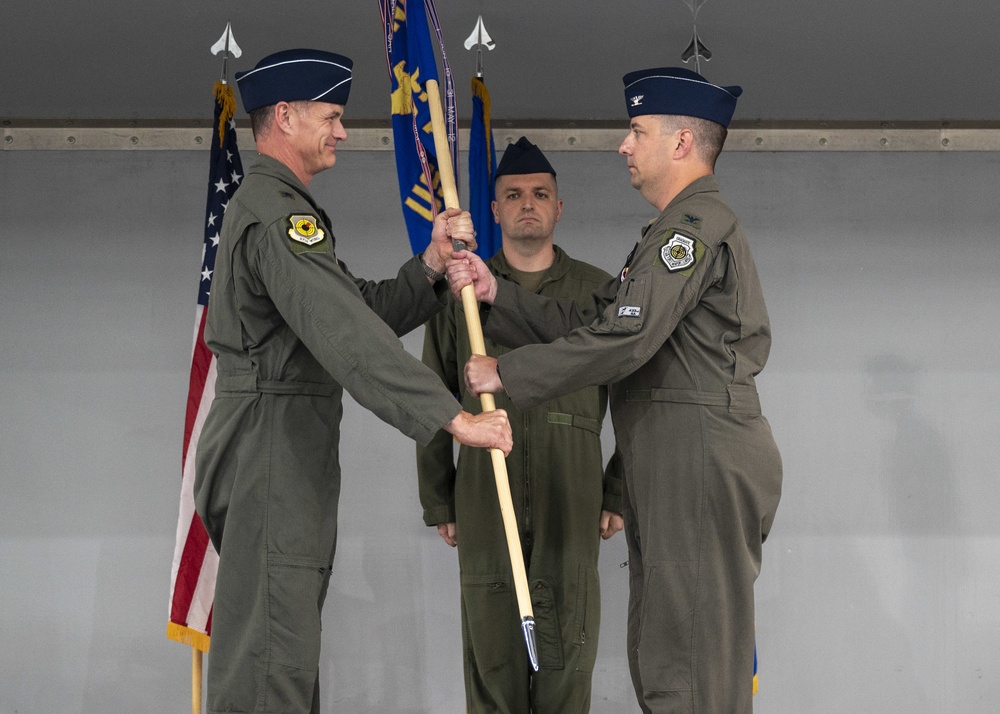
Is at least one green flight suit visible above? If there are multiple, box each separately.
[195,154,461,714]
[481,176,782,714]
[417,246,621,713]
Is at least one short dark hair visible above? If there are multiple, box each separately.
[659,115,728,168]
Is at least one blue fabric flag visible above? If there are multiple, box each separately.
[380,0,454,255]
[469,76,500,260]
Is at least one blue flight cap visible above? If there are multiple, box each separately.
[622,67,743,127]
[235,49,354,113]
[494,137,557,179]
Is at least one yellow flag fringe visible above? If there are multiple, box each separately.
[167,621,211,653]
[213,82,237,149]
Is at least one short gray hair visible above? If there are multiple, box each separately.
[657,115,728,167]
[249,101,313,141]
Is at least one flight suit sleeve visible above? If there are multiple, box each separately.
[482,276,619,348]
[250,222,461,445]
[339,255,449,337]
[496,228,724,412]
[602,444,624,515]
[415,301,461,526]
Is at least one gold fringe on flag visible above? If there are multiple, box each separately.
[213,81,237,148]
[167,621,211,653]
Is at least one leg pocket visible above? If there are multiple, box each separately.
[461,573,515,673]
[532,578,564,670]
[267,560,330,671]
[571,564,601,673]
[637,562,697,693]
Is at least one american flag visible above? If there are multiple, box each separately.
[167,81,244,652]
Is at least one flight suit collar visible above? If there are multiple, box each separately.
[248,153,334,243]
[488,244,572,291]
[248,153,318,206]
[644,174,720,235]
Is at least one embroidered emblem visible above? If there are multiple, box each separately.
[620,241,639,283]
[660,233,696,272]
[681,213,703,229]
[288,214,325,246]
[630,95,644,107]
[618,306,641,318]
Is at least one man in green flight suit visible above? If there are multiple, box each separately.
[417,137,624,713]
[452,68,783,713]
[194,48,512,714]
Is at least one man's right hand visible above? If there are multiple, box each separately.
[444,409,512,456]
[437,522,457,547]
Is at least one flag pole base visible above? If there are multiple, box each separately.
[521,616,539,672]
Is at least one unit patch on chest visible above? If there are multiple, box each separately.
[658,231,701,273]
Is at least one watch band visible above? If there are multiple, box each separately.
[419,253,446,282]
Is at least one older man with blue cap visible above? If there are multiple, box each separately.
[455,67,783,713]
[194,48,512,714]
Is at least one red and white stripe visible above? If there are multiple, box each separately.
[167,305,218,649]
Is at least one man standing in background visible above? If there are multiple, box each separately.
[418,137,623,712]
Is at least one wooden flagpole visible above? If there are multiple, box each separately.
[424,78,539,671]
[192,647,203,714]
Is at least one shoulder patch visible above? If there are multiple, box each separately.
[657,231,702,274]
[288,214,325,245]
[286,214,330,255]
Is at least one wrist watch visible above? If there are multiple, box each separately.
[419,253,446,282]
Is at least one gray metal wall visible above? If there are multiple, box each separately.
[1,148,997,712]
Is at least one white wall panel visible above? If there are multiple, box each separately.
[1,148,997,712]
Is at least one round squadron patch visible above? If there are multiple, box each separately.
[660,232,696,272]
[288,214,325,246]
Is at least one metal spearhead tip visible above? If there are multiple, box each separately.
[682,32,712,64]
[464,15,495,78]
[521,616,539,672]
[211,21,243,84]
[463,15,495,51]
[211,21,242,58]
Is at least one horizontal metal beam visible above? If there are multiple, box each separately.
[4,121,1000,152]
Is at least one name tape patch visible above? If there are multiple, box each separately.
[618,305,642,318]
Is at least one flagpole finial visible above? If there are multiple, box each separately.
[464,15,495,78]
[678,0,711,74]
[211,21,243,84]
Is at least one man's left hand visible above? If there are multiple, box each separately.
[426,208,476,277]
[465,354,503,397]
[600,510,624,540]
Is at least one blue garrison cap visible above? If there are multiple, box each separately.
[235,49,353,113]
[622,67,742,127]
[494,137,557,179]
